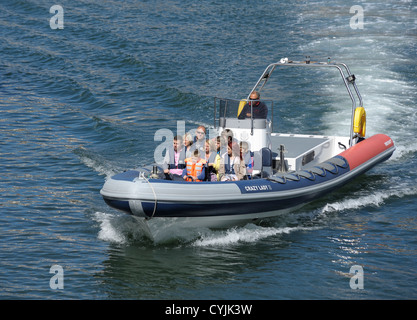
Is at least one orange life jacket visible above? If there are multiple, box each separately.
[184,157,206,182]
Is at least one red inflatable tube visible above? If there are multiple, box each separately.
[339,134,395,170]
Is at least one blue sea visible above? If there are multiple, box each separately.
[1,0,416,301]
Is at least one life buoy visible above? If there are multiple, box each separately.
[237,99,247,117]
[353,107,366,138]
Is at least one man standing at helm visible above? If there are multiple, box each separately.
[238,91,268,119]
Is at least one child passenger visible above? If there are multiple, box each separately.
[182,149,206,182]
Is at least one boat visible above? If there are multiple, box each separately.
[100,58,395,229]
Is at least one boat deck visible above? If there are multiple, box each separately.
[269,133,349,171]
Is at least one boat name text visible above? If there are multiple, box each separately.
[244,185,272,192]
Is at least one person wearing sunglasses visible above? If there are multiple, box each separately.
[194,125,207,156]
[238,91,268,119]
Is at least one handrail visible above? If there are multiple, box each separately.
[248,59,363,146]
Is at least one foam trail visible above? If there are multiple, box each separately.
[92,211,320,247]
[298,5,417,162]
[320,186,417,214]
[193,224,317,247]
[93,212,150,244]
[94,212,127,244]
[74,147,121,179]
[390,142,417,162]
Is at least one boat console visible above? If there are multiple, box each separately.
[213,97,350,174]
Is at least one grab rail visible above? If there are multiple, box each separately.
[249,59,363,147]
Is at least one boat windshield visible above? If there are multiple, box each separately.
[213,97,274,130]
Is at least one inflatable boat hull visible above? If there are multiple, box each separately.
[100,134,395,227]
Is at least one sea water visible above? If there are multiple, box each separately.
[0,0,416,300]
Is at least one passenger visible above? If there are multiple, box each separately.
[205,139,220,181]
[219,142,246,181]
[163,135,186,179]
[221,128,234,145]
[183,133,196,158]
[215,136,222,154]
[182,149,207,182]
[240,141,254,179]
[214,136,223,180]
[194,125,206,156]
[220,129,234,157]
[238,91,268,119]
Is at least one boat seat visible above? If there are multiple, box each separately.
[253,147,273,177]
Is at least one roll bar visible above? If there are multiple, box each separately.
[248,58,363,147]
